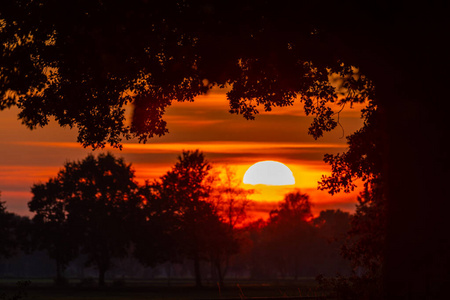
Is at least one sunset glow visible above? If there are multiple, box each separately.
[0,88,364,218]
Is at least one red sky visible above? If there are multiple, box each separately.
[0,87,365,220]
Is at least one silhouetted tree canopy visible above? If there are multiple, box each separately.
[0,197,23,259]
[265,191,315,279]
[157,149,216,287]
[270,190,313,223]
[131,181,179,268]
[206,166,252,286]
[313,209,352,275]
[1,0,374,148]
[241,193,351,279]
[209,166,252,230]
[318,91,385,283]
[314,209,351,245]
[343,188,385,280]
[29,153,141,286]
[29,180,79,284]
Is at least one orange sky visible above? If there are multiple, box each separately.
[0,87,365,220]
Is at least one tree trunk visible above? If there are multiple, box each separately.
[209,256,217,282]
[193,253,202,288]
[215,259,224,288]
[380,78,449,299]
[293,258,298,281]
[166,263,172,287]
[98,266,106,287]
[55,259,65,286]
[340,8,450,298]
[374,32,450,299]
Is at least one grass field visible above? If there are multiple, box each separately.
[0,278,328,300]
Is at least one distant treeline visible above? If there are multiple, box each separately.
[0,151,351,287]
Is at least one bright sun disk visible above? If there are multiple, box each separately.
[243,161,295,186]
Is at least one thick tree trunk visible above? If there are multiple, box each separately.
[340,7,450,298]
[381,80,449,299]
[381,92,446,299]
[374,33,449,299]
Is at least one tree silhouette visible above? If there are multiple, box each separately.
[264,190,315,279]
[210,166,252,230]
[270,190,313,222]
[198,205,236,288]
[158,150,216,287]
[313,209,352,276]
[29,153,141,286]
[206,166,252,286]
[234,206,351,280]
[131,181,180,270]
[0,196,21,259]
[343,188,385,279]
[2,1,449,297]
[29,180,79,285]
[319,99,385,281]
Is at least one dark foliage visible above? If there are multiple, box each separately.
[1,0,372,148]
[206,166,252,286]
[0,198,29,259]
[131,181,178,268]
[0,280,30,300]
[240,192,351,280]
[318,98,386,289]
[28,153,142,286]
[28,179,79,284]
[156,150,222,287]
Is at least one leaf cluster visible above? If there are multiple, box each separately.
[318,99,380,195]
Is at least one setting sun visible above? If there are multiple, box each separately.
[243,161,295,186]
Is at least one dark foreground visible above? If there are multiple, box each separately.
[0,278,330,300]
